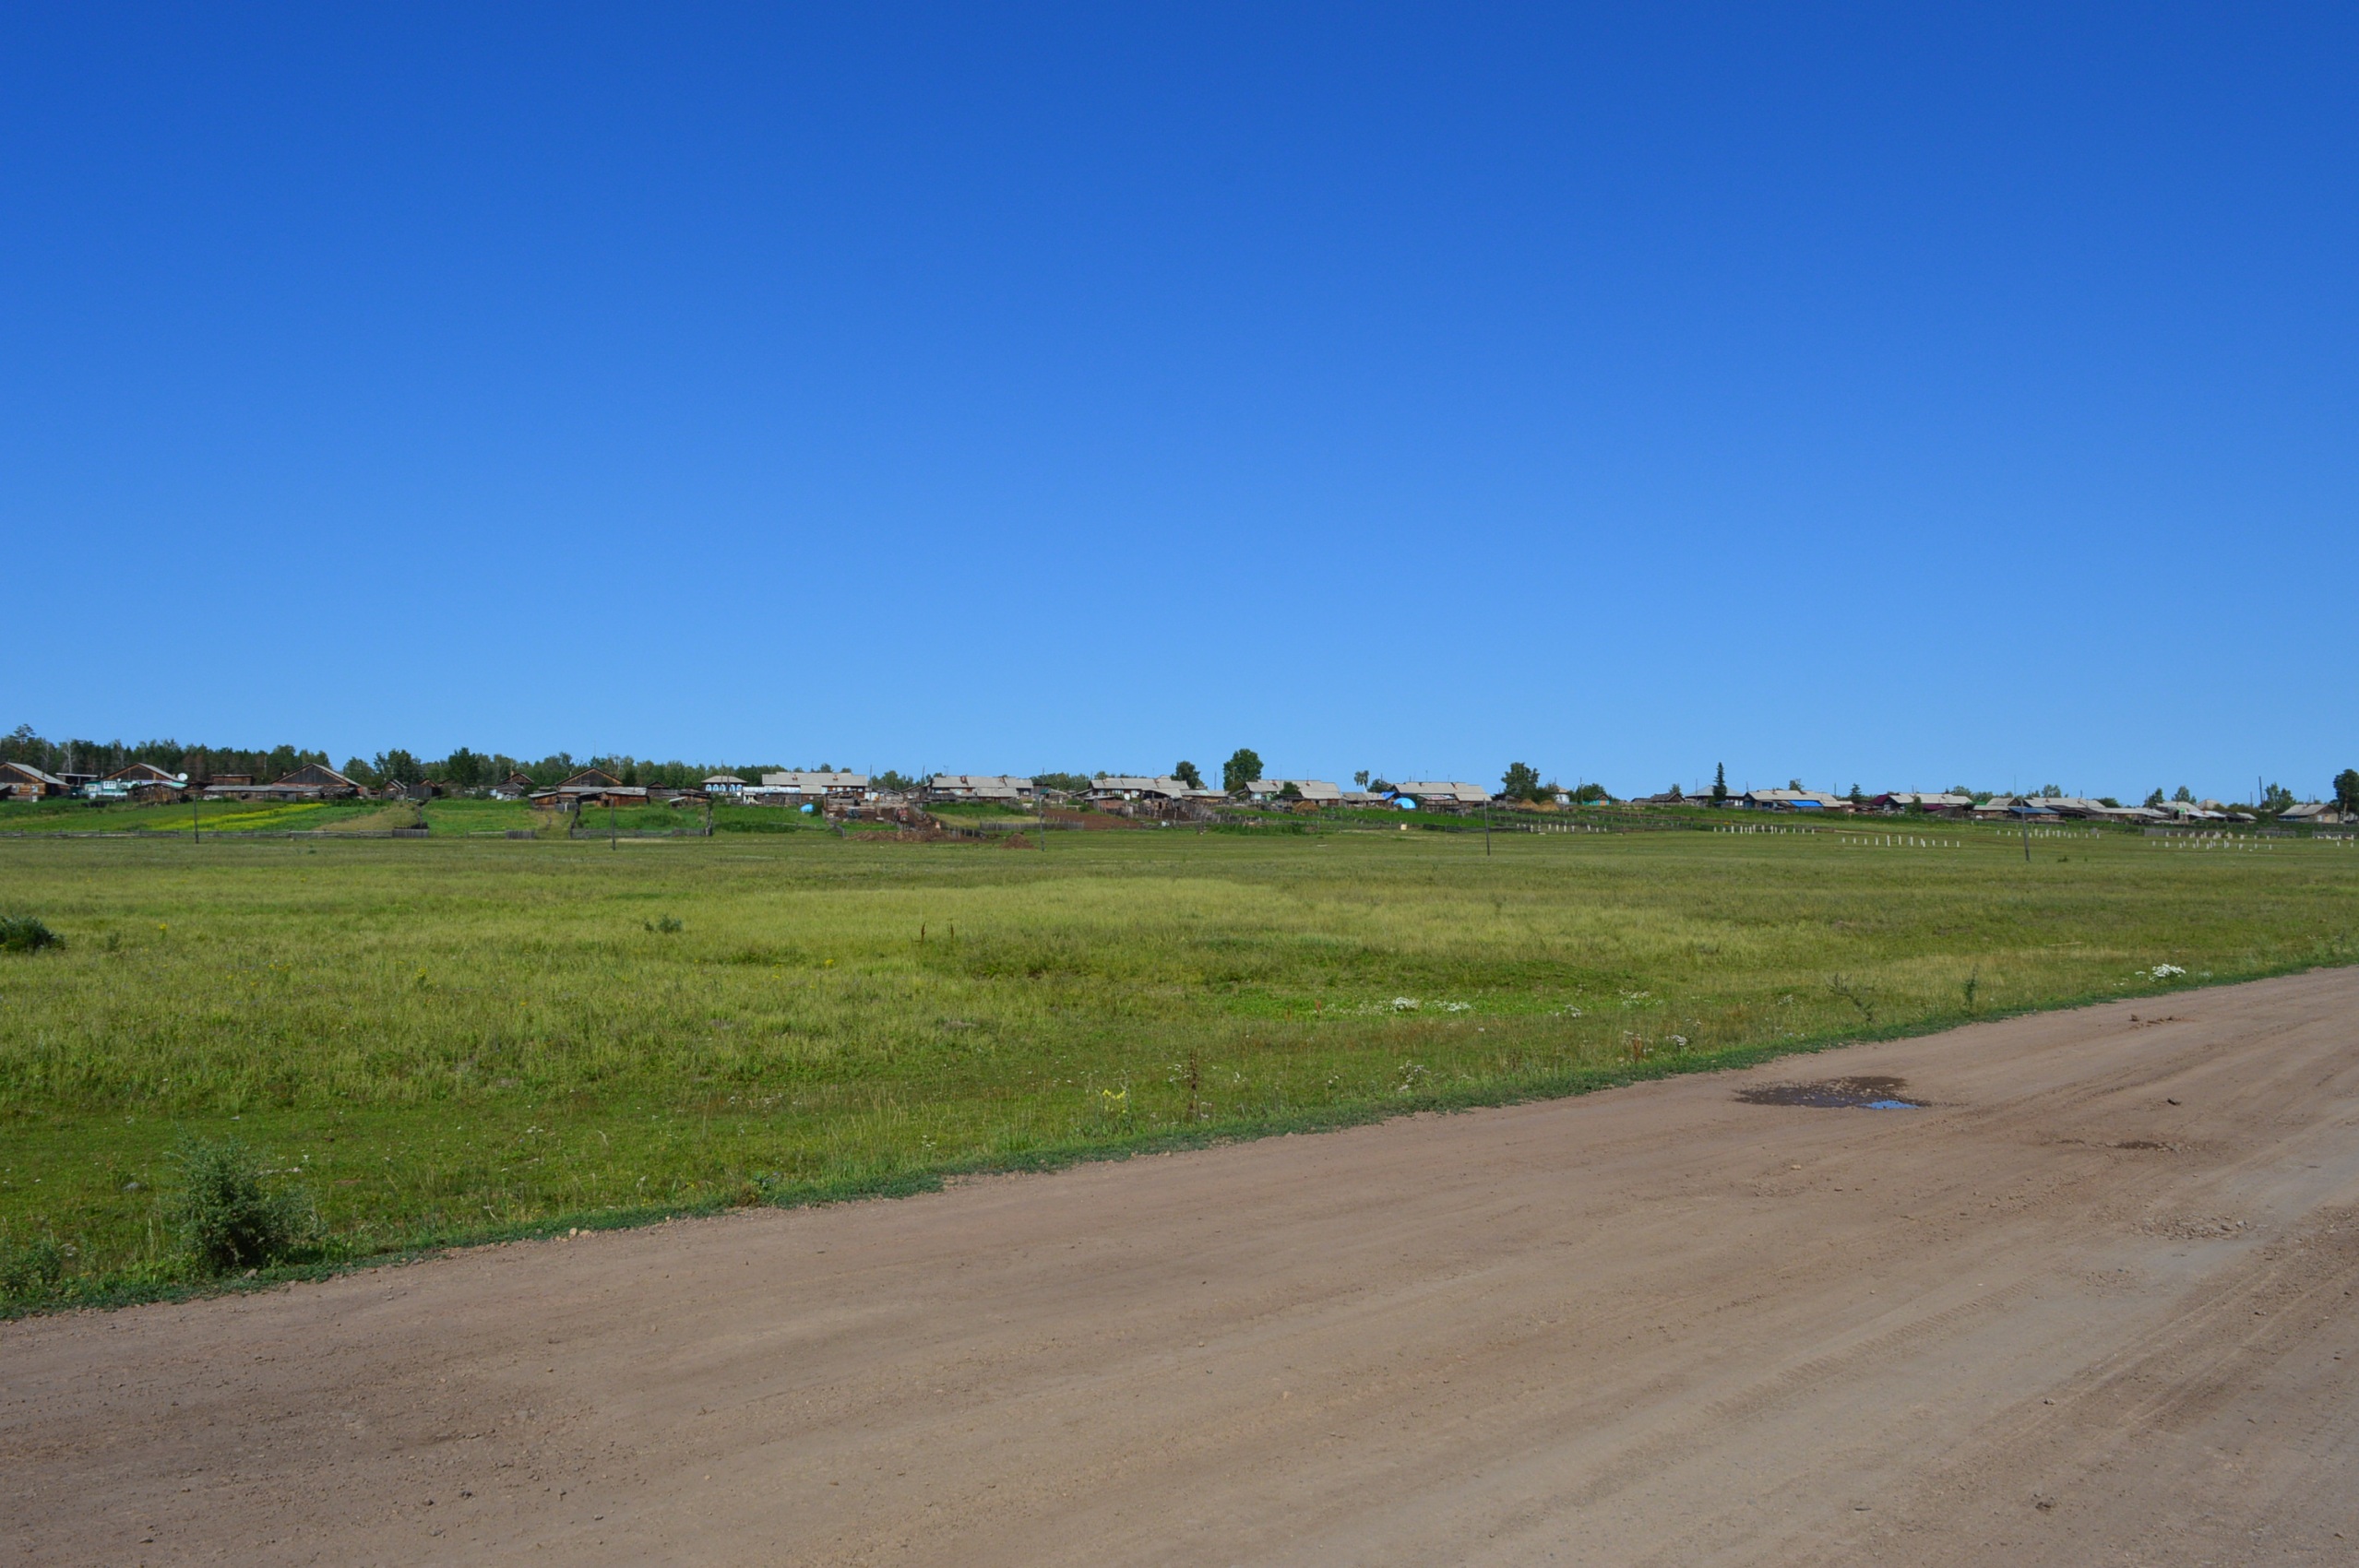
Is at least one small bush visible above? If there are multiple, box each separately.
[0,915,62,954]
[166,1137,317,1274]
[0,1234,67,1298]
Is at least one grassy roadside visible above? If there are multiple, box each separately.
[3,826,2353,1314]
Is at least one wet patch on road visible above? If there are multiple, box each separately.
[1736,1075,1923,1110]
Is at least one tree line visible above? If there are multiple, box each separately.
[1,727,330,787]
[16,726,2352,814]
[0,727,787,792]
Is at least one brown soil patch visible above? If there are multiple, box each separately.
[1042,807,1143,829]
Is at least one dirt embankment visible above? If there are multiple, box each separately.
[7,970,2359,1565]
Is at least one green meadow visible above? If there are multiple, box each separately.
[2,820,2353,1309]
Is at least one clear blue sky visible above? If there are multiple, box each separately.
[6,6,2353,800]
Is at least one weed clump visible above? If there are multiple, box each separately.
[166,1138,317,1274]
[0,915,62,954]
[0,1234,67,1300]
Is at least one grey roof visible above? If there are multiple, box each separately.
[1744,788,1847,806]
[275,764,360,790]
[1391,781,1493,803]
[929,775,1031,795]
[759,771,869,790]
[1247,778,1344,802]
[1087,776,1190,797]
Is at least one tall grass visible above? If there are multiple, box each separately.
[1,826,2352,1307]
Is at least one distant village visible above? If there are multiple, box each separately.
[3,745,2353,828]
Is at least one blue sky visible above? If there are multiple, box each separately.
[5,6,2353,800]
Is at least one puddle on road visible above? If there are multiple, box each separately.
[1736,1075,1923,1110]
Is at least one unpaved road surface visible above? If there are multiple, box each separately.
[9,970,2359,1566]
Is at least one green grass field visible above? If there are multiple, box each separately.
[2,821,2353,1309]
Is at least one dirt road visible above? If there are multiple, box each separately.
[8,970,2359,1565]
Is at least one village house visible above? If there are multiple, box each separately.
[925,775,1035,804]
[750,770,869,808]
[1244,778,1344,806]
[1085,776,1192,804]
[0,761,67,800]
[1739,788,1853,812]
[1870,791,1975,816]
[2152,800,2237,823]
[276,763,362,798]
[526,768,650,810]
[1972,795,2060,821]
[81,761,186,801]
[701,774,747,798]
[203,774,337,802]
[1387,781,1495,811]
[2280,801,2347,826]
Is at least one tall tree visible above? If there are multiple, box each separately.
[1173,760,1203,790]
[2334,768,2359,814]
[1500,761,1542,802]
[1221,748,1263,795]
[1710,763,1728,804]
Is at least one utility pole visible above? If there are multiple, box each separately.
[609,796,617,850]
[1483,799,1492,856]
[2022,813,2031,863]
[191,778,199,844]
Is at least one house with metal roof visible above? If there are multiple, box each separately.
[275,763,363,797]
[1971,795,2066,820]
[927,775,1034,803]
[105,762,185,785]
[757,771,870,803]
[1245,778,1343,805]
[1741,789,1851,812]
[1084,776,1192,803]
[1387,781,1495,809]
[0,761,66,800]
[1870,791,1974,815]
